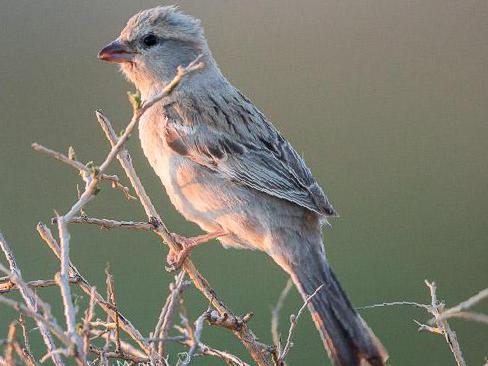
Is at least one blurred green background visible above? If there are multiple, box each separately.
[1,0,487,365]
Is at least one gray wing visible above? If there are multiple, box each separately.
[162,93,337,217]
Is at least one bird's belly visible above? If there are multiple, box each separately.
[139,124,266,249]
[161,152,270,249]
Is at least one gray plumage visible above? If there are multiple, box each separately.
[162,88,338,217]
[98,6,387,366]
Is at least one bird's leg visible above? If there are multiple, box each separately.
[166,229,227,271]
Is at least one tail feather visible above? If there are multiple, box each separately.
[289,254,387,366]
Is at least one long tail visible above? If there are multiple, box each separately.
[282,248,388,366]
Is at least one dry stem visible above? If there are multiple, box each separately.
[36,222,160,364]
[278,284,324,362]
[0,234,65,366]
[61,216,153,231]
[360,280,488,366]
[0,277,79,294]
[271,279,293,352]
[153,271,187,357]
[424,280,465,366]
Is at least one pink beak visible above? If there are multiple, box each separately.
[98,40,134,63]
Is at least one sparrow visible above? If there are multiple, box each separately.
[98,6,387,365]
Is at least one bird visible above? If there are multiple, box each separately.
[98,6,387,366]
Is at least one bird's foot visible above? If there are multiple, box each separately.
[165,230,227,272]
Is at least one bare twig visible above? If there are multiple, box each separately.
[55,215,85,365]
[5,321,39,366]
[89,329,148,361]
[36,223,160,364]
[4,322,16,366]
[206,310,255,331]
[60,216,153,231]
[89,346,149,364]
[0,234,65,366]
[356,301,430,310]
[439,311,488,325]
[82,287,96,357]
[435,288,488,322]
[0,295,72,348]
[0,277,79,294]
[18,315,32,357]
[89,321,116,330]
[31,143,115,182]
[197,344,251,366]
[153,271,187,356]
[147,336,187,344]
[425,280,466,366]
[12,341,39,366]
[360,280,473,366]
[279,284,324,362]
[33,143,137,201]
[0,321,37,366]
[413,319,443,335]
[175,311,252,366]
[186,312,207,364]
[271,279,293,350]
[105,266,121,354]
[40,348,71,364]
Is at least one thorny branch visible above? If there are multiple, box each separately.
[175,310,251,366]
[0,234,66,366]
[152,272,188,357]
[271,279,293,356]
[435,288,488,322]
[31,143,135,201]
[0,276,80,294]
[57,216,154,231]
[278,284,324,363]
[2,321,38,366]
[424,281,465,366]
[36,222,157,362]
[360,280,488,366]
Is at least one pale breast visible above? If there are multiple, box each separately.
[138,109,289,252]
[139,111,243,237]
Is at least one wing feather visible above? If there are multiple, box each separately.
[162,93,337,217]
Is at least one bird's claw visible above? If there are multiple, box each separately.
[165,234,197,272]
[165,230,227,272]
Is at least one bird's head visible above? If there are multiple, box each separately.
[98,6,209,96]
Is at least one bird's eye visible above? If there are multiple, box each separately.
[142,34,159,48]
